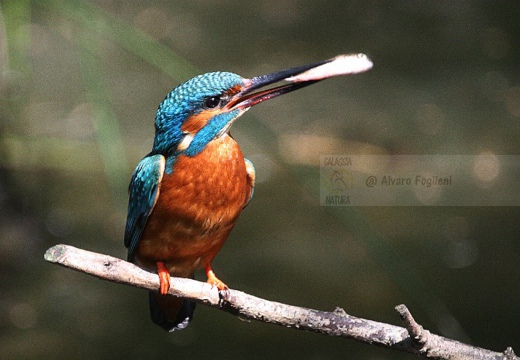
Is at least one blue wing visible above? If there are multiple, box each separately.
[124,154,166,260]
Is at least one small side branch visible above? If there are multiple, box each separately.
[44,244,517,360]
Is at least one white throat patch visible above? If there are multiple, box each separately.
[177,133,194,152]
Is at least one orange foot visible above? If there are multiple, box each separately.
[156,261,170,295]
[204,265,228,291]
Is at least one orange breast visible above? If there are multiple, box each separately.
[135,134,251,277]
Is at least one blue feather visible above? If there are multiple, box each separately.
[184,110,240,156]
[124,154,165,259]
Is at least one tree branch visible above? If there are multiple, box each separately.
[44,244,517,360]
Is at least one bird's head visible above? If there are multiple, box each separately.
[152,54,373,157]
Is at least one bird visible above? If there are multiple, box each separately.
[124,54,373,332]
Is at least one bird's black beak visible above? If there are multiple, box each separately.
[227,53,373,111]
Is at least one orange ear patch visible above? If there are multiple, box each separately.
[181,110,219,133]
[181,85,244,134]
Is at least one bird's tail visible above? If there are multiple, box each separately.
[148,291,196,332]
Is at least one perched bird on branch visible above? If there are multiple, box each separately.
[124,54,373,332]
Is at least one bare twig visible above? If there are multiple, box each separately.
[44,244,517,360]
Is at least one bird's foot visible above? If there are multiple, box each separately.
[204,265,231,303]
[204,266,228,291]
[156,261,170,295]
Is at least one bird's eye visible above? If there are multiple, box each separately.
[204,96,221,109]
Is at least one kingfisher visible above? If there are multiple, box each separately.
[124,54,373,332]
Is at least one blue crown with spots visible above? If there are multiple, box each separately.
[153,72,244,154]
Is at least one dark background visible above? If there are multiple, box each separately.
[1,1,519,359]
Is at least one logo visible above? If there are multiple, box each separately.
[322,169,354,194]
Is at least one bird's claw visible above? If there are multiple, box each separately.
[205,266,228,292]
[156,261,171,295]
[205,269,230,303]
[206,276,228,291]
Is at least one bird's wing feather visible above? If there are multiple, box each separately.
[124,154,166,260]
[244,158,255,208]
